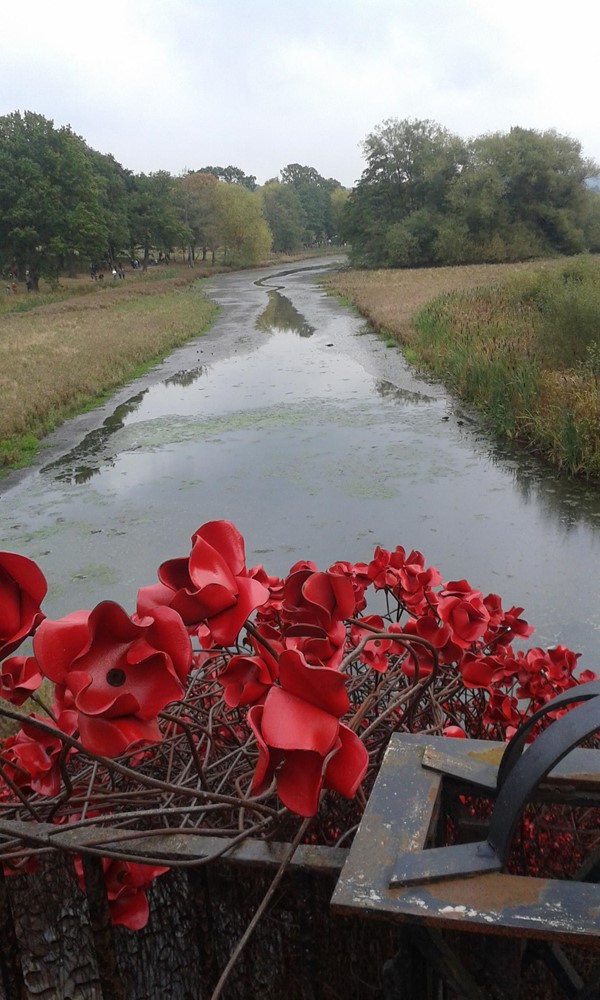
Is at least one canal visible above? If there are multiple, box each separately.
[1,257,599,667]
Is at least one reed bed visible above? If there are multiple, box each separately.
[325,256,600,479]
[0,267,217,468]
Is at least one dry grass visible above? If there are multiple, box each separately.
[0,264,217,467]
[325,257,600,479]
[323,258,566,344]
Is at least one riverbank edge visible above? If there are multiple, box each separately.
[0,251,343,474]
[322,258,600,481]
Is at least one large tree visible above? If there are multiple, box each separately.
[214,183,271,265]
[346,118,599,267]
[463,127,597,257]
[279,163,340,244]
[176,171,220,262]
[197,165,257,191]
[260,180,305,253]
[128,171,187,269]
[86,149,132,267]
[344,118,467,266]
[0,111,109,286]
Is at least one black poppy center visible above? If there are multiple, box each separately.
[106,668,126,687]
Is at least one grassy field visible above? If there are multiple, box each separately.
[0,263,218,469]
[322,258,567,344]
[324,256,600,480]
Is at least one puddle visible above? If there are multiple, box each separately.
[256,289,315,337]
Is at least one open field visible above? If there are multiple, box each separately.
[0,264,217,468]
[322,258,568,343]
[324,256,600,479]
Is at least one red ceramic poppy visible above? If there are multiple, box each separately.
[0,552,47,659]
[33,602,191,756]
[0,655,43,705]
[137,520,270,646]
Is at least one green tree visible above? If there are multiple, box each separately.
[329,186,349,242]
[347,118,599,267]
[583,188,600,252]
[446,128,598,261]
[489,128,594,255]
[360,118,466,214]
[86,149,132,266]
[279,163,340,244]
[0,111,109,286]
[345,118,467,266]
[198,165,257,190]
[214,183,271,265]
[128,171,187,270]
[176,171,220,262]
[260,180,304,253]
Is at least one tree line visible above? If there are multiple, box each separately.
[3,111,600,286]
[0,111,346,287]
[344,118,600,268]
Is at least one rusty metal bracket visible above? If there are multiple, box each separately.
[390,682,600,887]
[333,729,600,999]
[495,679,600,789]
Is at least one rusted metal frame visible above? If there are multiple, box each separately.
[390,703,600,885]
[422,743,600,797]
[390,839,501,886]
[334,732,600,998]
[496,679,600,789]
[332,735,444,915]
[332,734,600,943]
[488,697,600,864]
[0,818,348,874]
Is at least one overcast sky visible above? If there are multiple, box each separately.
[1,0,598,188]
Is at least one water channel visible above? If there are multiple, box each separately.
[1,257,600,668]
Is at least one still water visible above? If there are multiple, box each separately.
[1,259,600,667]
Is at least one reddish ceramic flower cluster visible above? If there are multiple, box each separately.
[0,520,593,929]
[74,856,169,930]
[248,649,368,816]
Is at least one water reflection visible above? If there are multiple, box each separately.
[375,379,435,405]
[256,290,315,337]
[44,390,148,484]
[482,433,600,534]
[163,366,206,387]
